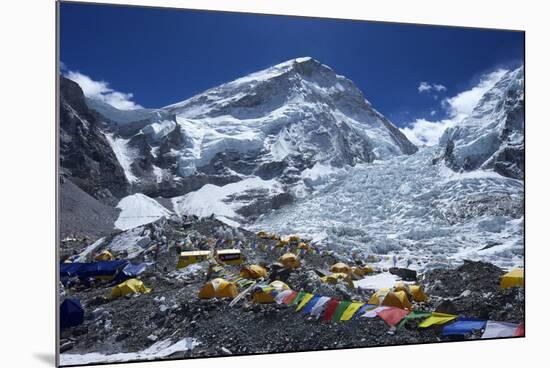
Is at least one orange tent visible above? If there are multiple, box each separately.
[279,253,300,269]
[330,262,351,274]
[240,265,268,279]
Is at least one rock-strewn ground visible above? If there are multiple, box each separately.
[59,217,524,363]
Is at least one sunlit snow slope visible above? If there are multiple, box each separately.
[251,146,523,271]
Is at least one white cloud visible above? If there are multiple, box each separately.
[403,69,508,147]
[418,81,447,93]
[401,118,455,146]
[64,70,143,110]
[442,69,507,121]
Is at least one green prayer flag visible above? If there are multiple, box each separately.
[397,311,432,330]
[332,300,352,322]
[290,291,306,306]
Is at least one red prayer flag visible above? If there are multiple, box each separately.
[515,322,525,336]
[282,291,298,305]
[322,299,340,322]
[377,307,410,327]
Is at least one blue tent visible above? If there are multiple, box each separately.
[110,262,151,284]
[441,318,487,337]
[60,260,129,279]
[60,298,84,329]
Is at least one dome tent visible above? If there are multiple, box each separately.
[199,278,238,299]
[368,288,412,310]
[330,262,351,274]
[60,298,84,329]
[110,278,151,298]
[253,280,290,303]
[240,265,268,279]
[279,253,300,269]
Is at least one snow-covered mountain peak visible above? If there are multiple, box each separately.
[440,65,524,179]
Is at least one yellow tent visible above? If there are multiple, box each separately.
[95,250,114,262]
[351,266,365,278]
[409,285,428,302]
[198,278,238,299]
[394,282,429,302]
[110,278,151,298]
[330,262,351,274]
[279,253,301,269]
[418,312,457,328]
[368,289,412,309]
[277,239,290,247]
[288,235,301,242]
[240,265,268,279]
[253,281,290,303]
[361,265,375,274]
[500,268,524,289]
[256,231,269,238]
[321,272,355,289]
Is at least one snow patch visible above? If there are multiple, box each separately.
[104,133,138,183]
[115,193,172,230]
[172,177,283,223]
[59,337,198,365]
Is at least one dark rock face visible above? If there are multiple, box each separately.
[59,76,129,204]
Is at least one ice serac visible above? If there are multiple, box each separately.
[440,66,524,179]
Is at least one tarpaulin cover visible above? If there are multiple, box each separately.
[111,263,150,284]
[397,310,432,329]
[441,318,487,336]
[418,313,457,328]
[377,307,410,327]
[322,299,340,322]
[482,321,520,339]
[296,293,314,311]
[302,296,321,314]
[60,298,84,329]
[60,260,129,279]
[340,302,365,321]
[332,300,352,322]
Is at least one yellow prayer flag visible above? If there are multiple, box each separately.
[340,302,365,321]
[418,313,457,328]
[296,293,314,311]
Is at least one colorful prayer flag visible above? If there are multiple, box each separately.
[296,293,314,311]
[340,302,364,321]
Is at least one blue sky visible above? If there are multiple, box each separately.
[60,2,523,141]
